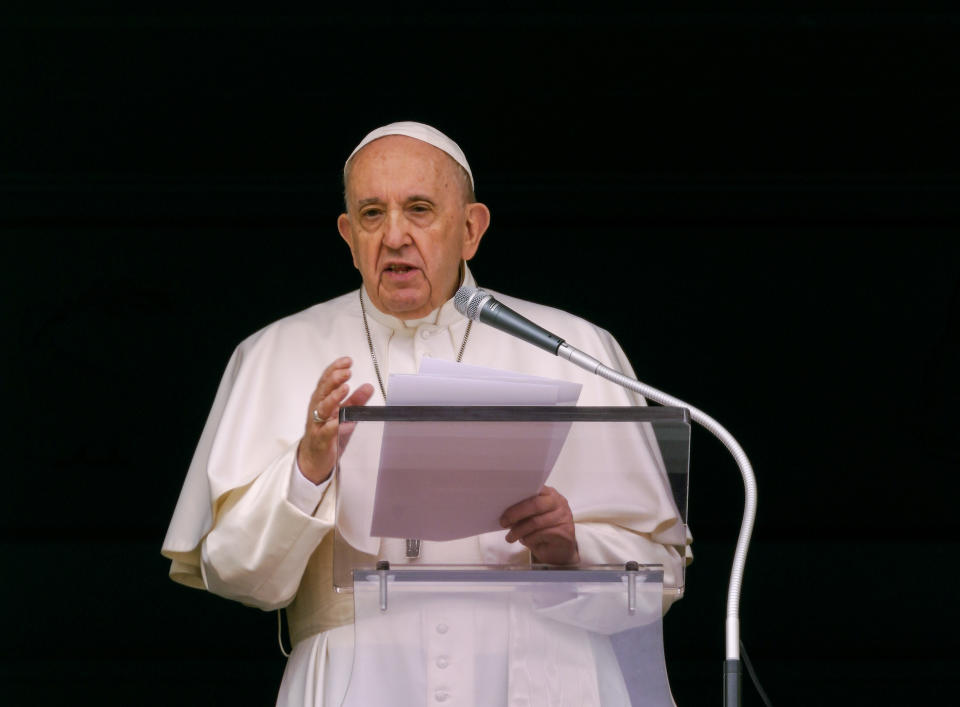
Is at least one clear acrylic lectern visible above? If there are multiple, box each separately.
[332,406,690,706]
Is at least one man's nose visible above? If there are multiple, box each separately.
[382,209,412,249]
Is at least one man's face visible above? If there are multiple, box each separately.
[338,136,489,319]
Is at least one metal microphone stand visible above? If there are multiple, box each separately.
[557,343,757,707]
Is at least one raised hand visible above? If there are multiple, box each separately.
[297,356,375,484]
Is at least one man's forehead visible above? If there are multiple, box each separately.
[344,121,474,190]
[355,135,453,169]
[346,137,465,201]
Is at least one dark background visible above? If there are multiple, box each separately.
[2,2,958,705]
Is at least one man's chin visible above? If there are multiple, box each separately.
[378,293,433,319]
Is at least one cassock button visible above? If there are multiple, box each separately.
[436,656,449,669]
[436,623,449,634]
[435,690,450,702]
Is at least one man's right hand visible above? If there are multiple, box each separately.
[297,356,375,484]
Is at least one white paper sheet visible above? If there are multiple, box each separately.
[369,361,581,541]
[416,357,582,405]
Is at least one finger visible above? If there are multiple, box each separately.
[311,367,352,408]
[316,381,352,421]
[309,378,373,435]
[502,488,572,542]
[504,506,570,544]
[517,527,572,550]
[310,357,353,396]
[520,529,579,565]
[500,490,559,528]
[500,495,551,526]
[322,356,353,376]
[307,407,340,437]
[342,382,376,408]
[316,382,374,433]
[336,383,377,448]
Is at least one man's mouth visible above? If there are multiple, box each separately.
[383,262,421,277]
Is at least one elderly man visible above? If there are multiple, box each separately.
[162,122,686,706]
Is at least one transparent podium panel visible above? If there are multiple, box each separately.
[339,566,673,707]
[333,406,690,594]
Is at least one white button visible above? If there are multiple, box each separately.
[420,328,433,339]
[435,690,449,702]
[436,623,449,634]
[436,656,449,669]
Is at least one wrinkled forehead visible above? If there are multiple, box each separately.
[343,136,473,206]
[346,136,452,187]
[344,121,474,190]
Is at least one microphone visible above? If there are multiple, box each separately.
[455,283,757,707]
[454,285,565,355]
[455,285,613,375]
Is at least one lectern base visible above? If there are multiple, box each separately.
[338,567,675,707]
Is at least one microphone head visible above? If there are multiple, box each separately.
[454,285,491,320]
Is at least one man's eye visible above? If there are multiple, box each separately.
[361,208,383,218]
[409,204,431,213]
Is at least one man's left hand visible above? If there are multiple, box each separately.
[500,486,579,565]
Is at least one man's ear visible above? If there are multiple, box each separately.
[337,213,359,269]
[461,202,491,261]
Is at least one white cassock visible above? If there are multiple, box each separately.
[161,266,690,706]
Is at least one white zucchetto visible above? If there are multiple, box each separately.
[345,121,474,190]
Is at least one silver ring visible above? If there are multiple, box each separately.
[312,409,327,424]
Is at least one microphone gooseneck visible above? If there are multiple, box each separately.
[455,284,757,707]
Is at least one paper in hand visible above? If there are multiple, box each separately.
[369,360,581,541]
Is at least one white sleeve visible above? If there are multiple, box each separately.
[574,522,685,613]
[287,458,333,515]
[200,444,336,611]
